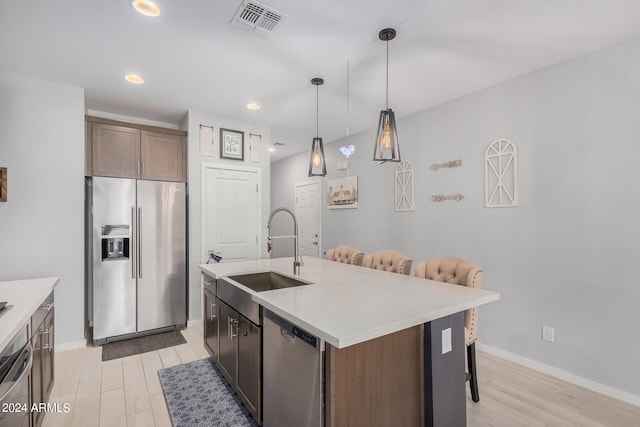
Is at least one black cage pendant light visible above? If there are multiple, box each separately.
[373,28,401,163]
[308,77,327,176]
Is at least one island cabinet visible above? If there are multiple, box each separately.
[325,325,423,427]
[217,298,261,422]
[202,273,262,423]
[203,287,219,359]
[86,116,187,182]
[30,291,55,427]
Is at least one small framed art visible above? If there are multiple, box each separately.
[220,128,244,161]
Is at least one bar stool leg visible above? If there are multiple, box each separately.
[467,342,479,402]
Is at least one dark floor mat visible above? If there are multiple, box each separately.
[101,330,186,361]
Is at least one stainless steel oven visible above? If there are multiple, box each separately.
[0,325,32,427]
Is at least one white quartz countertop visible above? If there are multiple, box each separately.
[200,258,499,349]
[0,277,59,352]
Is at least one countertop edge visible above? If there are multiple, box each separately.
[255,290,500,349]
[0,277,60,352]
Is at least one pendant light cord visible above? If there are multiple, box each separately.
[386,38,389,110]
[316,83,319,138]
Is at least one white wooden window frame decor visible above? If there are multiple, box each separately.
[485,138,518,207]
[395,160,415,211]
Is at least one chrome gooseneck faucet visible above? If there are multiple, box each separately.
[267,207,301,275]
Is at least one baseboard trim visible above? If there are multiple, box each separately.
[476,342,640,408]
[55,339,87,352]
[187,318,203,328]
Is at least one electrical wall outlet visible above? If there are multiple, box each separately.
[442,327,452,354]
[542,326,555,343]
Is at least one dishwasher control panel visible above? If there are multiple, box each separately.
[264,309,319,349]
[291,326,317,347]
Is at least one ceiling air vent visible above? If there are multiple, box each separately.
[231,0,287,37]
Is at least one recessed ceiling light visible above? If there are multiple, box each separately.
[246,103,261,110]
[125,74,144,84]
[268,147,276,152]
[132,0,160,17]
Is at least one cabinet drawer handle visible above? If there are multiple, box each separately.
[228,317,238,340]
[42,324,54,352]
[210,303,216,320]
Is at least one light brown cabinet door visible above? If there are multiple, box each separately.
[203,289,219,359]
[31,330,44,427]
[140,131,186,182]
[43,309,55,398]
[92,123,140,178]
[217,299,238,384]
[237,315,261,421]
[31,299,55,427]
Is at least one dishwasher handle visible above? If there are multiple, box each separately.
[280,328,297,344]
[0,343,33,402]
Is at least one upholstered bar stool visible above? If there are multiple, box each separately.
[362,249,412,275]
[415,256,483,402]
[325,245,365,266]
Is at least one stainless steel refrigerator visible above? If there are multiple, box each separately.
[87,177,187,344]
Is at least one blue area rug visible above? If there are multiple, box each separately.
[158,357,258,427]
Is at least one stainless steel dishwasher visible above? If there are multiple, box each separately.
[263,309,323,427]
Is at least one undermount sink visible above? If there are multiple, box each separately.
[228,271,312,292]
[217,271,312,325]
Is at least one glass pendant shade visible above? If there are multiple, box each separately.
[373,108,400,162]
[308,137,327,176]
[308,77,327,177]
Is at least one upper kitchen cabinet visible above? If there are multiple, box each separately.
[140,130,186,182]
[91,123,140,178]
[86,116,187,182]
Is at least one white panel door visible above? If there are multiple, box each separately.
[204,167,259,262]
[295,181,321,258]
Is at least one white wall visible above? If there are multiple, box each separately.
[271,35,640,396]
[185,110,271,321]
[0,72,85,347]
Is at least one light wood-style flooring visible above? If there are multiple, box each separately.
[43,326,640,427]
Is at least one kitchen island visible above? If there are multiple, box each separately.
[201,257,499,427]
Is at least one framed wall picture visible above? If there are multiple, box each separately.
[0,167,6,202]
[220,128,245,160]
[327,176,358,209]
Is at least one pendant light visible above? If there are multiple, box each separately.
[308,77,327,176]
[373,28,401,163]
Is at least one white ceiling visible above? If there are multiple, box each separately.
[2,0,640,161]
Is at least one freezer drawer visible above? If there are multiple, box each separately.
[262,310,323,427]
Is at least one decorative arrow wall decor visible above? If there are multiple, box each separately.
[431,159,462,171]
[431,193,464,202]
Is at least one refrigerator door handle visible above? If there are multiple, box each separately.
[138,206,143,278]
[131,206,136,279]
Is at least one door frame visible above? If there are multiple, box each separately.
[200,162,262,264]
[295,179,322,258]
